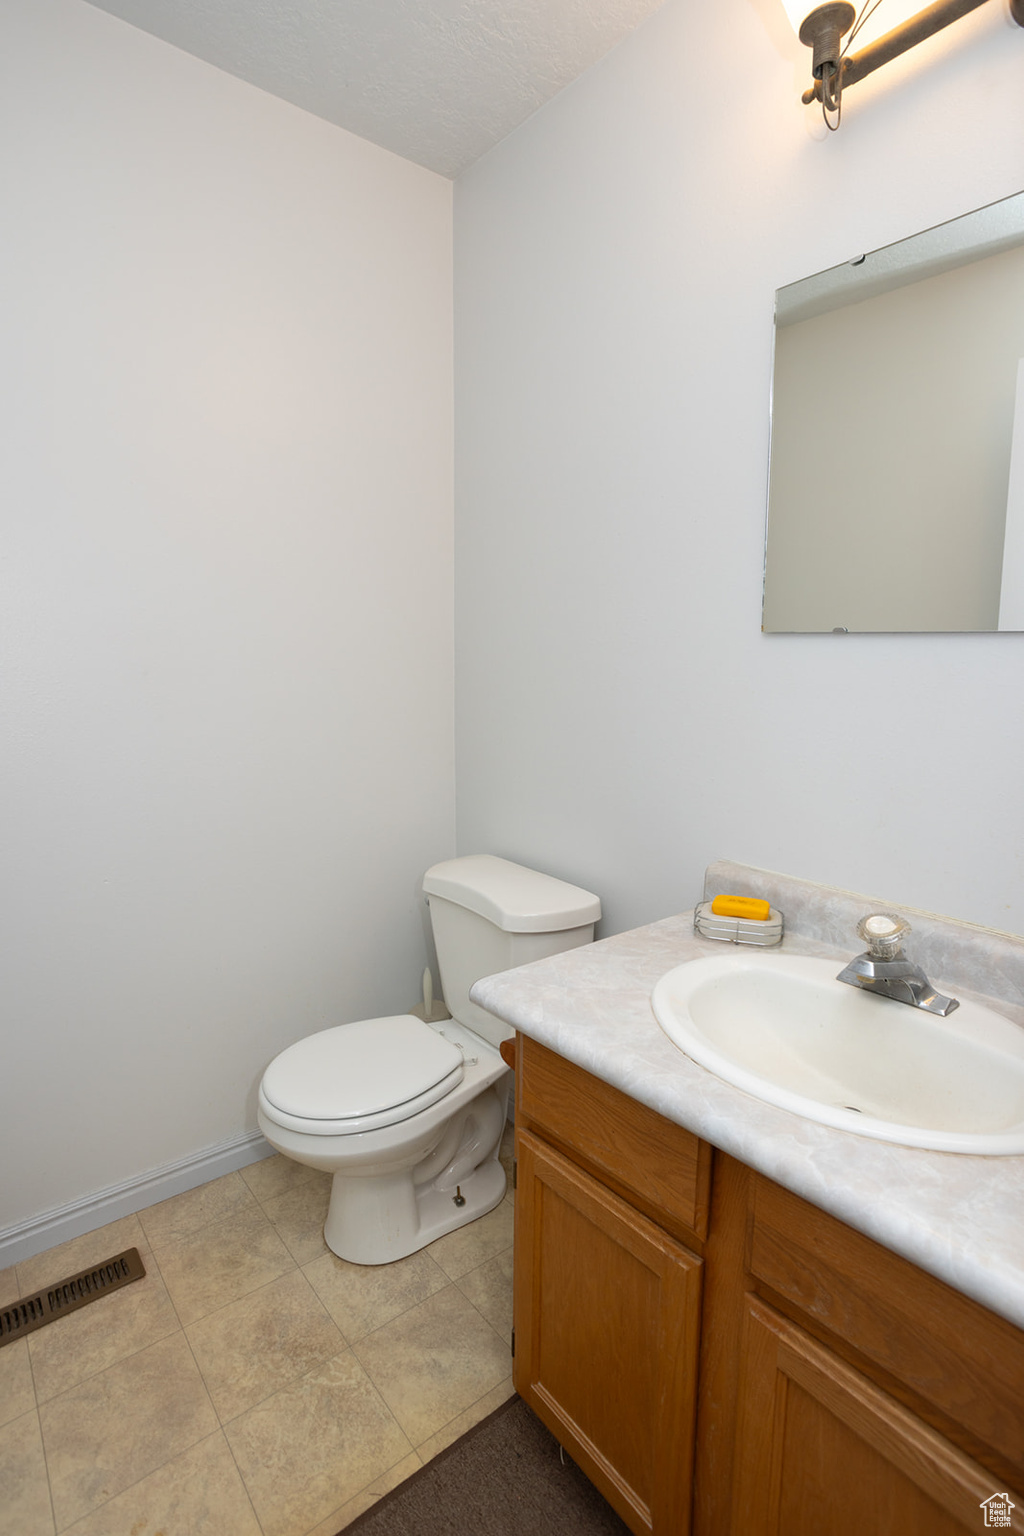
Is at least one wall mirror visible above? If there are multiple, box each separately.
[762,190,1024,633]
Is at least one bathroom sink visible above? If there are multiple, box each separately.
[651,950,1024,1153]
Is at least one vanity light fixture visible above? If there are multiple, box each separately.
[783,0,1024,129]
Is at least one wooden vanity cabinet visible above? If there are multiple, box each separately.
[512,1036,1024,1536]
[697,1155,1024,1536]
[513,1036,710,1535]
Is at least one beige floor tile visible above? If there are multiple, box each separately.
[0,1408,54,1536]
[426,1193,514,1281]
[60,1431,261,1536]
[239,1152,317,1206]
[415,1374,516,1462]
[3,1157,521,1536]
[262,1174,332,1265]
[352,1284,512,1446]
[16,1215,150,1298]
[0,1337,37,1427]
[29,1262,180,1405]
[307,1451,421,1535]
[0,1261,22,1306]
[303,1246,448,1344]
[155,1206,295,1325]
[186,1268,345,1423]
[225,1351,414,1536]
[456,1246,514,1344]
[40,1330,218,1529]
[137,1171,259,1250]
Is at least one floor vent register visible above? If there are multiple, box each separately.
[0,1248,146,1348]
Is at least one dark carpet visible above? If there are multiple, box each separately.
[342,1395,632,1535]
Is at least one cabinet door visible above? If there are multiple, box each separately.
[732,1295,1024,1536]
[514,1128,703,1536]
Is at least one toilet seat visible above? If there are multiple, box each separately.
[259,1015,465,1136]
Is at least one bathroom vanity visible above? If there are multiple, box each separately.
[472,863,1024,1536]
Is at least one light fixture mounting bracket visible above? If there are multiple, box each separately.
[799,2,856,77]
[800,0,1024,109]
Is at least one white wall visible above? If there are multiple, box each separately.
[454,0,1024,937]
[1,0,454,1230]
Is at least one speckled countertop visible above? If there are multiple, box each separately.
[470,860,1024,1332]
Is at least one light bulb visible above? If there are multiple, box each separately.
[780,0,817,32]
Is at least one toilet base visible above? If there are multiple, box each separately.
[258,1029,512,1267]
[324,1149,507,1265]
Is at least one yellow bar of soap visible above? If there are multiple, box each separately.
[710,894,771,922]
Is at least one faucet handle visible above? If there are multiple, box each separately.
[857,912,910,959]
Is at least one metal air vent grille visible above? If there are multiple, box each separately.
[0,1247,146,1348]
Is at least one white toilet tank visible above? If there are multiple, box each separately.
[423,855,601,1046]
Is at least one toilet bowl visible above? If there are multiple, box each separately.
[257,855,601,1265]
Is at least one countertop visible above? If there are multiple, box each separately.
[470,863,1024,1333]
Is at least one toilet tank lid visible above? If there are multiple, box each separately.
[423,855,601,933]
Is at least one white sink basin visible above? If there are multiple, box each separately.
[651,950,1024,1154]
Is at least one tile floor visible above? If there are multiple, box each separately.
[0,1130,516,1536]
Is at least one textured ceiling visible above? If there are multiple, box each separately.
[84,0,668,177]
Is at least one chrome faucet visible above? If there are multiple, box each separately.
[836,913,959,1017]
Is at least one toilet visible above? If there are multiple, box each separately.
[257,855,601,1265]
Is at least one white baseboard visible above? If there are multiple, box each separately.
[0,1130,276,1268]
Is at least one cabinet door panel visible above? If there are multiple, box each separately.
[732,1295,1024,1536]
[514,1129,702,1536]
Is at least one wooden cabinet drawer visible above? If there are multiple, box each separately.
[746,1173,1024,1483]
[517,1035,710,1244]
